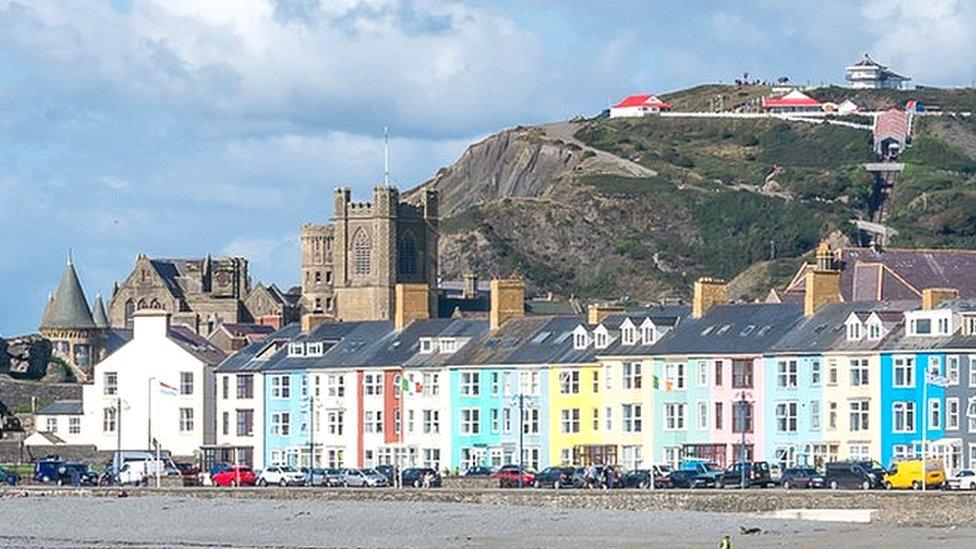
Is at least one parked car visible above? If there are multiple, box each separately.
[55,462,99,486]
[175,462,202,486]
[463,466,494,477]
[306,468,344,487]
[779,467,825,489]
[0,465,20,486]
[212,466,257,487]
[946,469,976,490]
[375,464,397,485]
[882,459,946,490]
[716,461,774,489]
[116,460,166,485]
[493,465,535,488]
[825,460,885,490]
[34,456,65,483]
[401,467,442,488]
[679,459,724,483]
[534,466,585,489]
[667,469,715,489]
[340,468,389,487]
[257,465,307,487]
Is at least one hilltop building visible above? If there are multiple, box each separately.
[39,256,110,378]
[761,90,822,114]
[300,186,439,322]
[845,53,911,90]
[609,94,672,118]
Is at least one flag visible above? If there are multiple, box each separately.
[401,376,410,393]
[159,381,178,396]
[652,375,659,390]
[665,379,673,393]
[414,381,423,394]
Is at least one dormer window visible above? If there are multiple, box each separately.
[306,342,324,357]
[938,317,950,335]
[594,332,608,349]
[622,327,636,346]
[846,320,862,341]
[642,326,654,344]
[866,321,882,341]
[288,342,305,357]
[438,338,459,354]
[573,327,589,350]
[419,338,435,354]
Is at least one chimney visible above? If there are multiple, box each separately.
[692,278,727,319]
[395,283,431,331]
[490,278,524,331]
[588,304,625,325]
[133,309,170,340]
[922,288,959,310]
[301,313,330,333]
[462,273,478,300]
[803,244,841,316]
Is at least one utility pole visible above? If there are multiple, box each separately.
[147,377,154,450]
[308,384,315,486]
[115,397,122,481]
[518,393,524,488]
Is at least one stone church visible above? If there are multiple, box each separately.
[300,186,438,322]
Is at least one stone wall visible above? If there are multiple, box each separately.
[0,376,82,415]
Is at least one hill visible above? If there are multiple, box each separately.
[411,85,976,303]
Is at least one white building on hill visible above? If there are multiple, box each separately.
[609,94,671,118]
[845,53,911,90]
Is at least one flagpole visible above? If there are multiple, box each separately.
[148,377,154,450]
[922,362,927,493]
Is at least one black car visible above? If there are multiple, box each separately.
[716,461,773,489]
[463,466,494,477]
[374,464,397,484]
[825,460,884,490]
[668,469,715,489]
[534,467,585,489]
[401,467,442,488]
[621,469,668,489]
[55,462,99,486]
[780,467,825,489]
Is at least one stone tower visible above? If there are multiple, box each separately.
[300,186,438,322]
[39,255,107,378]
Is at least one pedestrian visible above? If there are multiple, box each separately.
[422,471,431,489]
[719,534,732,549]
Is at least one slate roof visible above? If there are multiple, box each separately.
[168,326,227,365]
[650,303,803,356]
[36,400,83,415]
[880,322,956,353]
[219,323,275,338]
[92,295,109,328]
[446,316,554,366]
[215,324,302,373]
[770,301,916,355]
[41,260,95,330]
[597,305,691,357]
[405,319,490,368]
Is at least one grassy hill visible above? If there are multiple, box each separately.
[416,85,976,302]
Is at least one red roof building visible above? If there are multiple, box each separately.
[609,94,671,118]
[761,90,823,113]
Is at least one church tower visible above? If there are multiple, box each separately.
[39,254,107,379]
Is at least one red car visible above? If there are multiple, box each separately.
[493,465,535,488]
[212,466,256,487]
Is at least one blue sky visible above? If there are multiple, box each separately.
[1,0,974,335]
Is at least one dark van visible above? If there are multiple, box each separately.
[825,460,884,490]
[716,461,774,488]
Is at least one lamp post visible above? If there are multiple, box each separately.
[147,377,155,450]
[116,397,122,480]
[736,391,750,490]
[509,391,535,489]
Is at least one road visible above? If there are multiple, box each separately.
[0,495,974,548]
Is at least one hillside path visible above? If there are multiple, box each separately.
[539,121,657,178]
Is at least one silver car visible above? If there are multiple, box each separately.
[341,468,389,487]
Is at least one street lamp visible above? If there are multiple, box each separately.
[509,392,537,489]
[736,391,752,490]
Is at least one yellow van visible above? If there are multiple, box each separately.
[882,459,946,490]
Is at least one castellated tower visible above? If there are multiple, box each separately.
[301,185,438,322]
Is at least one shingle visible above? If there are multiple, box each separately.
[41,261,95,330]
[36,400,83,415]
[651,303,803,356]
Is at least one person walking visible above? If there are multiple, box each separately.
[719,534,732,549]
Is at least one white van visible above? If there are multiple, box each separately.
[117,460,166,485]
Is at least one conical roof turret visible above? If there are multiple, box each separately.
[40,253,95,330]
[92,294,109,328]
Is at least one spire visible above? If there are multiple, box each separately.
[40,256,95,330]
[41,293,55,328]
[92,294,109,328]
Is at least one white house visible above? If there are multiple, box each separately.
[36,310,225,457]
[761,90,823,114]
[846,53,911,90]
[609,94,672,118]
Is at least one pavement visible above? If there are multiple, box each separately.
[0,495,974,548]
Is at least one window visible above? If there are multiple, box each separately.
[398,231,417,275]
[461,372,480,396]
[503,408,512,433]
[423,410,440,434]
[422,372,440,396]
[828,402,837,430]
[592,370,599,393]
[419,338,434,354]
[221,412,229,435]
[491,372,500,396]
[522,408,540,434]
[776,402,798,433]
[236,375,254,399]
[623,404,643,432]
[270,375,290,399]
[939,317,951,334]
[561,409,580,433]
[867,321,882,340]
[828,361,838,385]
[623,362,642,389]
[849,359,869,387]
[592,408,599,431]
[364,374,383,396]
[731,359,753,389]
[605,406,613,431]
[663,403,684,431]
[603,364,613,391]
[697,362,708,387]
[222,376,229,399]
[732,401,753,433]
[849,400,869,432]
[307,342,324,356]
[697,401,708,430]
[46,417,57,433]
[811,361,822,386]
[327,410,344,436]
[490,408,500,433]
[353,228,371,276]
[461,409,480,435]
[327,374,345,397]
[847,321,862,340]
[948,356,960,386]
[849,444,870,460]
[714,402,723,430]
[180,372,194,395]
[913,318,932,335]
[518,371,540,395]
[179,408,194,432]
[810,400,821,430]
[714,360,723,387]
[103,407,117,433]
[893,401,915,433]
[573,330,588,350]
[777,360,797,388]
[236,409,254,436]
[948,398,960,431]
[104,372,118,396]
[622,326,636,345]
[438,338,460,354]
[665,362,685,390]
[622,445,642,471]
[271,412,290,436]
[893,357,915,388]
[68,417,80,435]
[364,410,383,433]
[594,330,608,349]
[641,323,655,344]
[559,370,580,394]
[423,448,441,470]
[930,399,942,430]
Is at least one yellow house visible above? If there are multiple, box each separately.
[548,362,606,466]
[821,350,883,462]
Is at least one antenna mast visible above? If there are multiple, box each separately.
[383,126,390,187]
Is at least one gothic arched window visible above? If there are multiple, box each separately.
[353,228,371,276]
[150,298,161,309]
[398,231,417,275]
[124,299,135,326]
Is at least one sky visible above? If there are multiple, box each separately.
[1,0,975,335]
